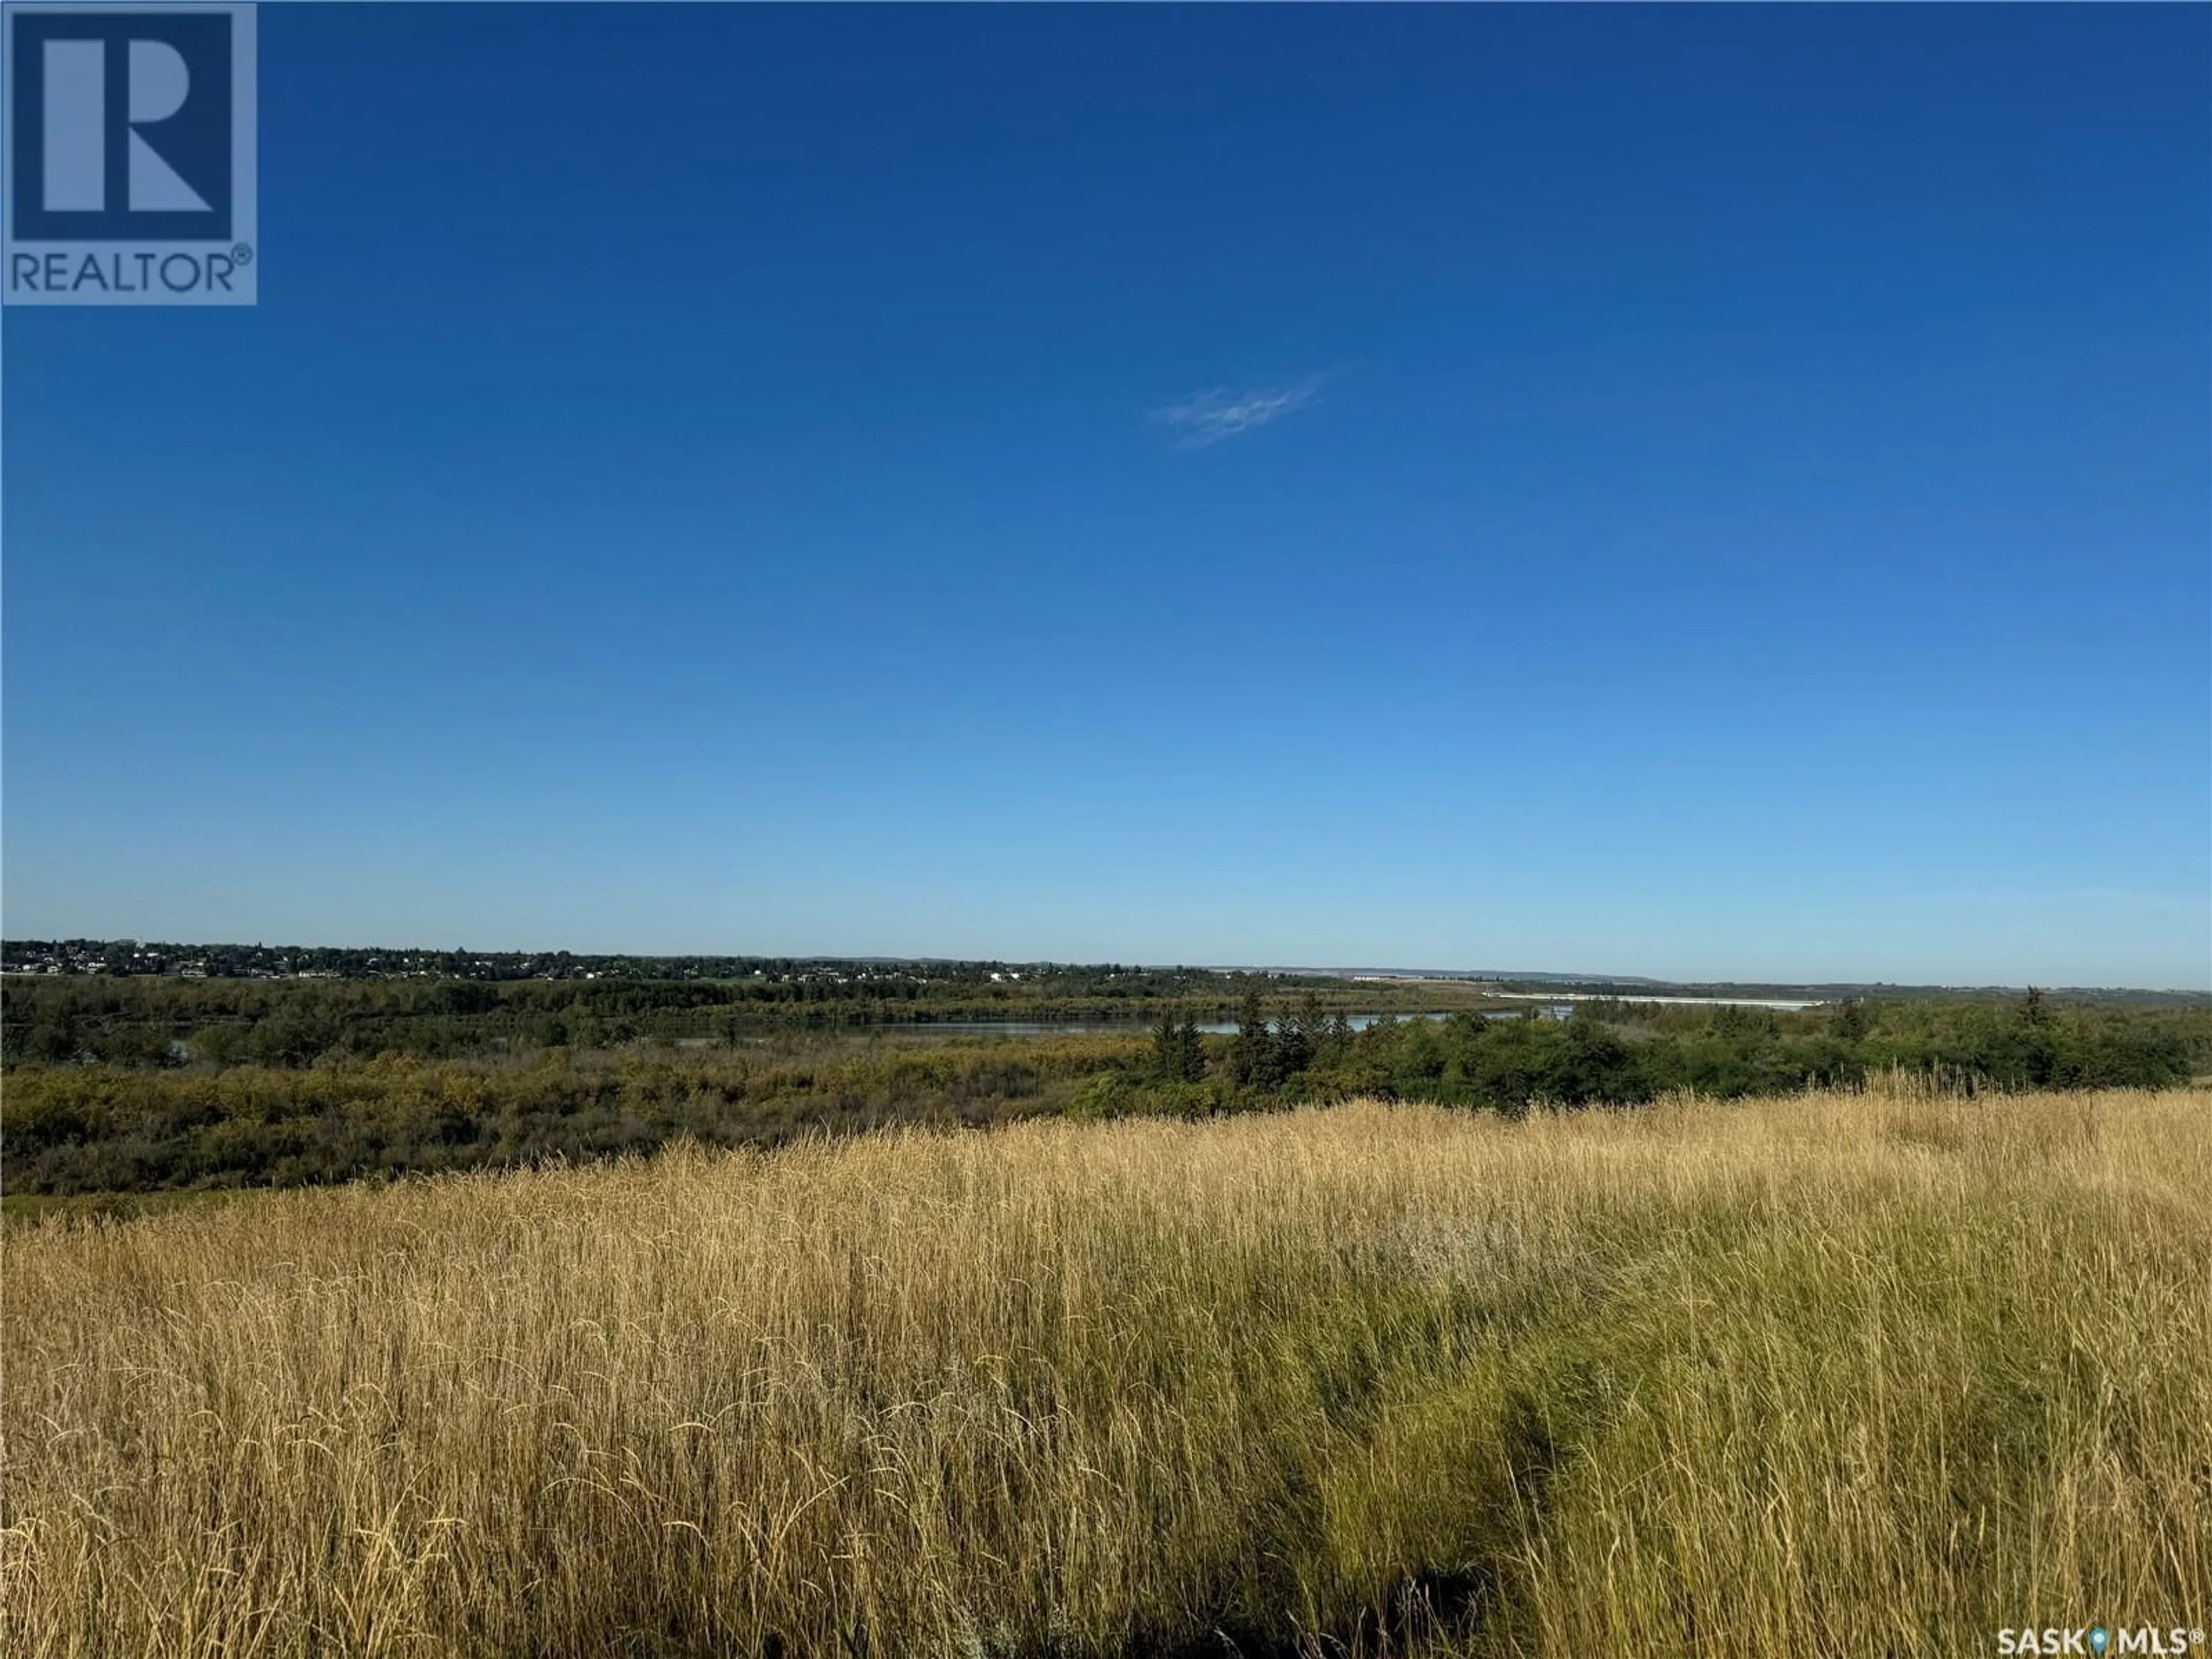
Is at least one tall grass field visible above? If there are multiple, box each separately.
[5,1087,2208,1656]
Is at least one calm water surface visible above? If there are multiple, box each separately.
[872,994,1821,1039]
[876,1010,1569,1038]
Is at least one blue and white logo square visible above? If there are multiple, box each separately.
[3,2,255,304]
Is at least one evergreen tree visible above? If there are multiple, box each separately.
[1320,1010,1354,1062]
[1275,997,1317,1077]
[1230,993,1278,1089]
[1175,1015,1205,1081]
[1151,1009,1206,1082]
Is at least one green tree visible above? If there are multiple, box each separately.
[1275,998,1316,1078]
[23,1015,79,1065]
[1152,1012,1205,1083]
[1229,993,1279,1090]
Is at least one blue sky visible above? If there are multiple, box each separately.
[5,5,2207,987]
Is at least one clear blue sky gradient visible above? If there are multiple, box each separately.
[5,6,2207,986]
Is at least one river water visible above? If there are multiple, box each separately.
[865,993,1822,1038]
[870,1009,1573,1038]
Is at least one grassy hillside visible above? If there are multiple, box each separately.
[5,1086,2208,1657]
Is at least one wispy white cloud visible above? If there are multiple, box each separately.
[1151,377,1325,448]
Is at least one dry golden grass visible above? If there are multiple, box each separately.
[5,1087,2208,1657]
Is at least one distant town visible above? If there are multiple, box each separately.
[0,939,1043,986]
[2,938,2203,1006]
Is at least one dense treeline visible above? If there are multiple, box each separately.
[0,969,1393,1067]
[1220,991,2204,1111]
[2,1037,1145,1196]
[3,988,2201,1199]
